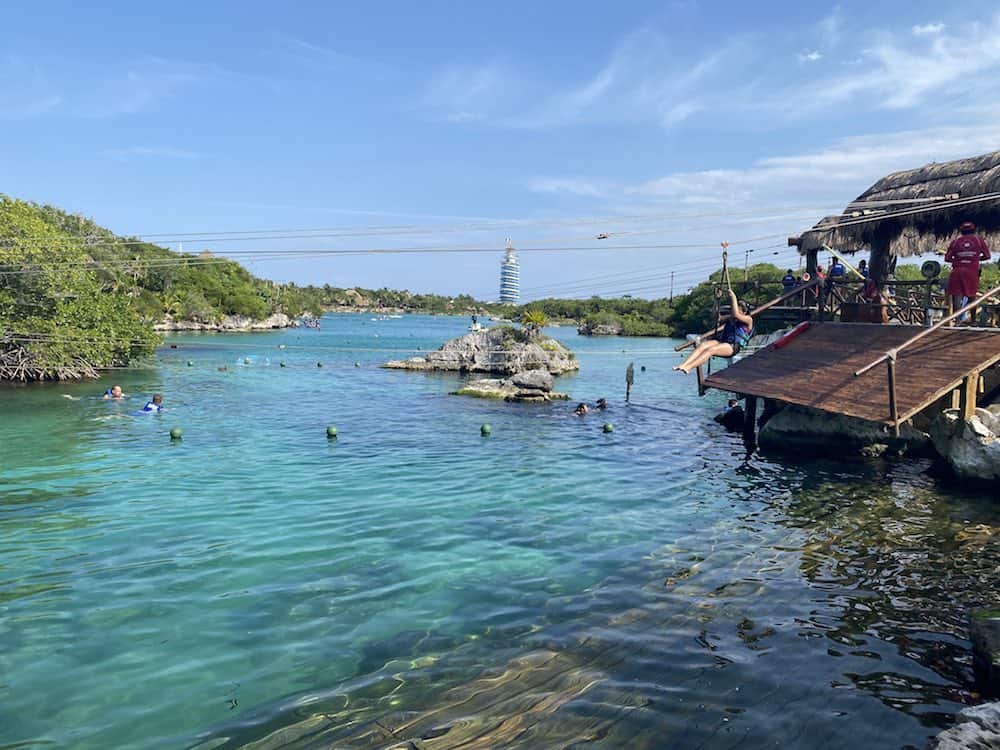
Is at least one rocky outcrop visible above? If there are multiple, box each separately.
[927,702,1000,749]
[971,609,1000,696]
[383,327,578,376]
[155,313,300,332]
[453,370,570,402]
[929,406,1000,481]
[578,321,624,336]
[758,404,932,457]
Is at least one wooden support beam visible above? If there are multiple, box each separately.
[887,358,899,437]
[696,364,705,397]
[743,395,758,449]
[959,370,980,421]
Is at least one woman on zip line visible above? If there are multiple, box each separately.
[674,246,755,374]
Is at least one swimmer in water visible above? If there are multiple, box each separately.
[103,385,125,400]
[142,394,164,413]
[574,403,590,416]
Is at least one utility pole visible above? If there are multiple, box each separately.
[744,248,751,282]
[669,271,675,302]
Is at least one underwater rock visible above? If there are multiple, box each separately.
[971,609,1000,696]
[928,701,1000,749]
[929,409,1000,481]
[758,404,932,457]
[452,372,569,402]
[383,327,578,376]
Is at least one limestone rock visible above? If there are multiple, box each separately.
[155,313,299,332]
[929,409,1000,481]
[928,701,1000,749]
[383,327,578,376]
[511,369,554,391]
[578,321,624,336]
[758,404,931,457]
[971,610,1000,696]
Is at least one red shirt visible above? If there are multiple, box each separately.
[945,234,991,269]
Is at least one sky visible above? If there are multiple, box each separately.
[3,0,1000,300]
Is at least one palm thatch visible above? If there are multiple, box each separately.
[797,150,1000,257]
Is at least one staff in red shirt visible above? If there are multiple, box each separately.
[944,221,991,320]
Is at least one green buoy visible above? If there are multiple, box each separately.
[317,362,323,368]
[169,428,183,441]
[280,361,286,367]
[326,425,338,439]
[187,360,193,367]
[244,357,250,365]
[354,361,361,368]
[603,423,614,433]
[481,423,492,436]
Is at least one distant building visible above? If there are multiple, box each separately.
[499,238,520,304]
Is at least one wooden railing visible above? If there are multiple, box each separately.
[853,284,1000,435]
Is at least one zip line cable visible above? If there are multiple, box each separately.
[0,202,855,249]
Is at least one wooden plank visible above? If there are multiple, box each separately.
[703,323,1000,425]
[887,359,899,436]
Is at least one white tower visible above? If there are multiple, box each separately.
[499,238,520,304]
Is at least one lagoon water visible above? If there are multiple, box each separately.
[1,314,998,750]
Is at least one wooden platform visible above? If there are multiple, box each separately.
[703,323,1000,425]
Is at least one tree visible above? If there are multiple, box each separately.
[520,308,548,336]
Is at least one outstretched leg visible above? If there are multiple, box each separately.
[674,341,735,374]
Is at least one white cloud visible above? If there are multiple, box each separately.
[424,12,1000,130]
[420,62,513,123]
[533,122,1000,208]
[506,27,737,129]
[103,146,200,161]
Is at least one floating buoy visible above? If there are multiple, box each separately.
[243,357,250,365]
[640,365,646,372]
[187,360,194,367]
[169,427,183,441]
[326,425,338,439]
[354,362,361,368]
[317,362,323,368]
[603,423,614,433]
[280,361,286,367]
[481,423,492,436]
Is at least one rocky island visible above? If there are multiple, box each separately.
[383,326,578,402]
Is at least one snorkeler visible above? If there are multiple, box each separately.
[574,403,590,416]
[103,385,125,400]
[141,394,164,413]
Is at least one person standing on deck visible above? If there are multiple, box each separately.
[945,221,991,322]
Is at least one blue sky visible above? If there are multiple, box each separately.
[3,0,1000,299]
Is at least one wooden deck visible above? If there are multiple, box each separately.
[703,323,1000,425]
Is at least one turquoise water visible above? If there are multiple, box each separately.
[1,314,998,750]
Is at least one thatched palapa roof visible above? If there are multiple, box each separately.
[797,150,1000,257]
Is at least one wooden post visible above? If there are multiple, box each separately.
[959,370,980,421]
[743,395,758,448]
[696,365,705,397]
[887,358,899,437]
[869,234,892,290]
[806,248,818,277]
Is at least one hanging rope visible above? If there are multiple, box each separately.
[720,242,732,292]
